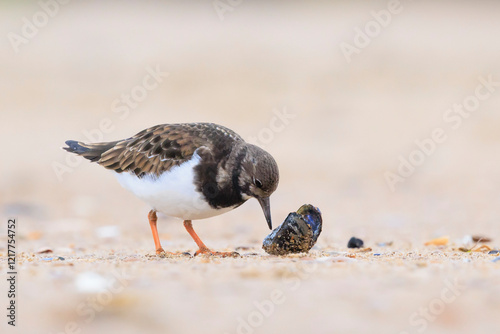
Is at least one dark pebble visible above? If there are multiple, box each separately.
[488,250,499,255]
[347,237,364,249]
[262,204,322,256]
[374,253,381,256]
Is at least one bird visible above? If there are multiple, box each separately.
[63,122,280,257]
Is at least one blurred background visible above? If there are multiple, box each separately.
[1,1,500,333]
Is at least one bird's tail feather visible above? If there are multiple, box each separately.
[63,140,119,163]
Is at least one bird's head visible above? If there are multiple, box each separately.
[240,144,280,230]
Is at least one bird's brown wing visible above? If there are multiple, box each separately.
[98,123,243,177]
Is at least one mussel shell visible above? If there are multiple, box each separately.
[297,204,322,243]
[262,204,322,256]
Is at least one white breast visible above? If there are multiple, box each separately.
[114,153,236,220]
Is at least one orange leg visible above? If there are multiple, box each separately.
[148,210,189,257]
[148,210,165,254]
[183,220,239,257]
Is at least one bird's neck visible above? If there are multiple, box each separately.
[194,143,249,209]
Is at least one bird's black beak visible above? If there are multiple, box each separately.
[257,197,272,230]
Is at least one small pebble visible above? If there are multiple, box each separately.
[424,236,449,246]
[472,235,492,243]
[245,253,260,257]
[374,253,381,256]
[376,241,393,247]
[488,250,499,255]
[41,256,65,261]
[347,237,364,249]
[37,248,53,254]
[492,257,500,263]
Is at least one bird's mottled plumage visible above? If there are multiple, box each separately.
[65,123,244,178]
[64,123,279,212]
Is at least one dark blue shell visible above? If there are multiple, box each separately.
[297,204,322,244]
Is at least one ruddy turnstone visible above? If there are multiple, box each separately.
[63,123,279,257]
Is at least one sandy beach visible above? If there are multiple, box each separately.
[1,1,500,333]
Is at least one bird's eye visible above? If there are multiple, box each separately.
[255,179,263,188]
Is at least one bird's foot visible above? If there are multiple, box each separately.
[194,247,240,258]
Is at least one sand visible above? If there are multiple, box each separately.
[1,1,500,333]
